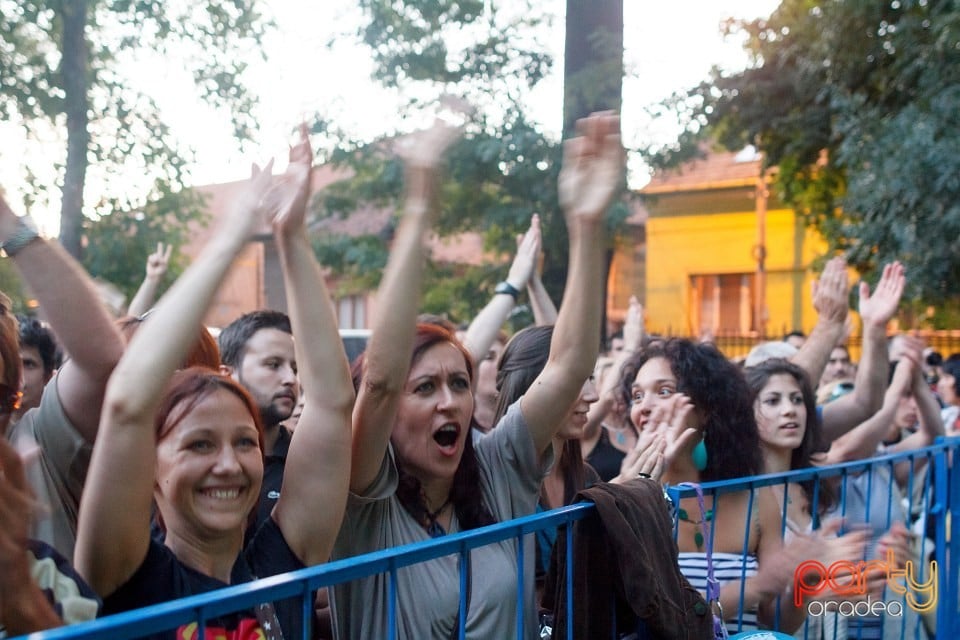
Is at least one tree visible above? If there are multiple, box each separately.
[649,0,960,304]
[1,0,270,259]
[314,0,628,326]
[82,182,208,306]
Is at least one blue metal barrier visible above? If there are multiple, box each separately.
[15,504,595,640]
[13,439,960,640]
[667,438,960,639]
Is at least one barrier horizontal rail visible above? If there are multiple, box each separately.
[15,503,596,640]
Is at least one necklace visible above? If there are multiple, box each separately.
[602,423,634,447]
[677,506,713,551]
[425,500,451,538]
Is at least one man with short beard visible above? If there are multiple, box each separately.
[219,310,298,534]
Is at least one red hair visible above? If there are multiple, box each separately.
[117,316,221,371]
[155,367,264,453]
[350,322,474,392]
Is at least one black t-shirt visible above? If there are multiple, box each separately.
[247,425,292,541]
[103,518,304,640]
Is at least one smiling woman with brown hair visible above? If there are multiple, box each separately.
[74,127,355,640]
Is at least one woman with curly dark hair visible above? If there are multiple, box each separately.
[620,338,867,635]
[331,112,622,639]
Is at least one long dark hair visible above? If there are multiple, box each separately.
[493,325,588,506]
[351,323,494,530]
[620,338,763,482]
[745,359,837,517]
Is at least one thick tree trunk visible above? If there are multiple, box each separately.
[563,0,623,345]
[563,0,624,137]
[59,0,90,260]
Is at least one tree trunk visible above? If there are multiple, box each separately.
[59,0,90,260]
[563,0,624,137]
[563,0,623,345]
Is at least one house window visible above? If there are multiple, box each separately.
[337,295,367,329]
[690,273,755,335]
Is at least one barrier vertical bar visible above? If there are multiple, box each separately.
[457,547,467,640]
[566,522,574,640]
[388,565,397,640]
[939,440,959,637]
[301,585,312,640]
[516,532,525,640]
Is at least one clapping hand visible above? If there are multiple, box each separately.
[270,123,314,234]
[812,256,850,325]
[859,261,905,329]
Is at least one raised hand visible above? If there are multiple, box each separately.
[622,295,644,352]
[394,118,464,171]
[223,160,275,244]
[506,214,541,290]
[859,261,905,329]
[270,123,314,233]
[558,111,623,222]
[144,242,172,280]
[643,393,700,472]
[613,429,666,483]
[812,256,850,325]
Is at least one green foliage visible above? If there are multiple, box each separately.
[316,1,627,318]
[0,0,270,255]
[81,184,208,304]
[648,0,960,306]
[356,0,551,97]
[0,260,30,314]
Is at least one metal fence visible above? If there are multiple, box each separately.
[14,439,960,640]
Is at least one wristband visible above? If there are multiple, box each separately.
[494,281,520,301]
[0,216,40,257]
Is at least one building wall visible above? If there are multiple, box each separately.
[643,197,825,338]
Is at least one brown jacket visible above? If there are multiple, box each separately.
[543,479,713,639]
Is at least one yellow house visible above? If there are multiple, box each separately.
[637,148,826,343]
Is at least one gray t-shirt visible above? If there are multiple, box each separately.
[7,373,91,563]
[330,399,551,640]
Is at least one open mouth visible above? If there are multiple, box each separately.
[433,424,460,448]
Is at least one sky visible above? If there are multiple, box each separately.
[2,0,781,236]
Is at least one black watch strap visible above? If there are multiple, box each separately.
[494,281,520,301]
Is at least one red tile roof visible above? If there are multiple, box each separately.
[641,147,765,195]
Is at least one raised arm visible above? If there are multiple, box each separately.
[524,215,559,325]
[75,164,274,596]
[886,336,944,486]
[0,194,124,443]
[126,242,172,318]
[462,214,540,365]
[269,126,355,567]
[820,262,904,441]
[790,256,849,385]
[519,112,622,455]
[350,121,462,494]
[822,349,912,465]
